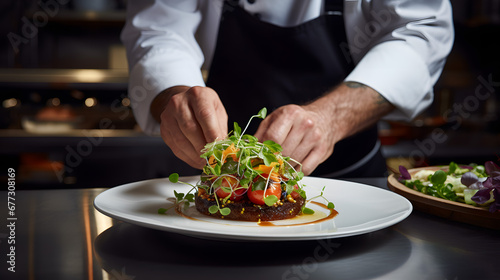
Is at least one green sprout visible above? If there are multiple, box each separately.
[160,107,319,218]
[157,173,197,214]
[302,186,335,215]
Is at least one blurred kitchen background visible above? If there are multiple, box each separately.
[0,0,499,189]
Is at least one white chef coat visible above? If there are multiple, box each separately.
[121,0,454,135]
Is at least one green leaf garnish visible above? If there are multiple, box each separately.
[297,188,306,199]
[263,140,283,153]
[159,174,198,214]
[304,186,335,210]
[257,107,267,119]
[252,178,267,191]
[239,178,250,187]
[430,170,447,185]
[219,207,231,216]
[448,162,458,174]
[302,207,315,215]
[174,190,184,201]
[169,173,179,183]
[208,205,219,214]
[264,195,279,206]
[239,107,268,140]
[220,157,238,174]
[161,108,334,221]
[262,152,278,167]
[213,163,221,176]
[233,122,241,138]
[185,193,195,202]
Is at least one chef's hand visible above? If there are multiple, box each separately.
[254,105,337,175]
[151,86,228,169]
[254,82,394,175]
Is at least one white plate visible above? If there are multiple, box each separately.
[94,176,412,241]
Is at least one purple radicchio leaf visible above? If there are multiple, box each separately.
[493,175,500,186]
[490,171,500,178]
[471,186,500,213]
[468,182,485,190]
[485,161,500,176]
[460,165,473,170]
[461,172,479,187]
[482,177,494,189]
[398,165,411,181]
[489,188,500,213]
[467,177,496,190]
[468,177,490,190]
[471,188,493,205]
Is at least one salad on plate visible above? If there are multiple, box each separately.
[160,108,335,222]
[398,161,500,213]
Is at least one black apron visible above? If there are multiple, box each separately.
[206,0,386,178]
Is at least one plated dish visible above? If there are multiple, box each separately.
[167,108,332,223]
[94,175,412,241]
[388,165,500,230]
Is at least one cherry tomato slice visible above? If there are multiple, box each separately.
[290,184,301,199]
[215,176,246,201]
[248,174,282,205]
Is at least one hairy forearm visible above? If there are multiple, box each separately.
[304,82,395,142]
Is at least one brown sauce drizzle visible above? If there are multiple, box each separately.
[175,201,338,227]
[258,201,338,227]
[175,204,197,220]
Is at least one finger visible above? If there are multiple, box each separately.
[280,116,315,160]
[160,104,206,168]
[254,116,270,141]
[166,94,208,155]
[298,131,333,175]
[175,110,207,158]
[255,112,293,145]
[161,120,205,168]
[215,103,229,138]
[190,92,228,142]
[300,147,325,175]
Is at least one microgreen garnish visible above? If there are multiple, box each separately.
[198,107,305,213]
[238,107,267,141]
[264,195,279,206]
[160,108,334,218]
[169,173,179,183]
[302,207,315,215]
[302,186,335,214]
[157,173,197,214]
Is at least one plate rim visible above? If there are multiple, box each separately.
[94,176,413,241]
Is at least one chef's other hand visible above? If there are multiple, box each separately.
[152,86,228,169]
[254,105,336,175]
[254,83,394,175]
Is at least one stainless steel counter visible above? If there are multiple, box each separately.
[1,178,499,280]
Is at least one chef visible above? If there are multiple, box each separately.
[121,0,454,177]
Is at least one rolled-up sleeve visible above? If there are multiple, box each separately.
[121,0,206,135]
[344,0,454,121]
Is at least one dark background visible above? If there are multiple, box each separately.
[0,0,499,189]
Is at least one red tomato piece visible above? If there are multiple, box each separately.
[291,184,301,199]
[248,174,282,205]
[215,176,246,201]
